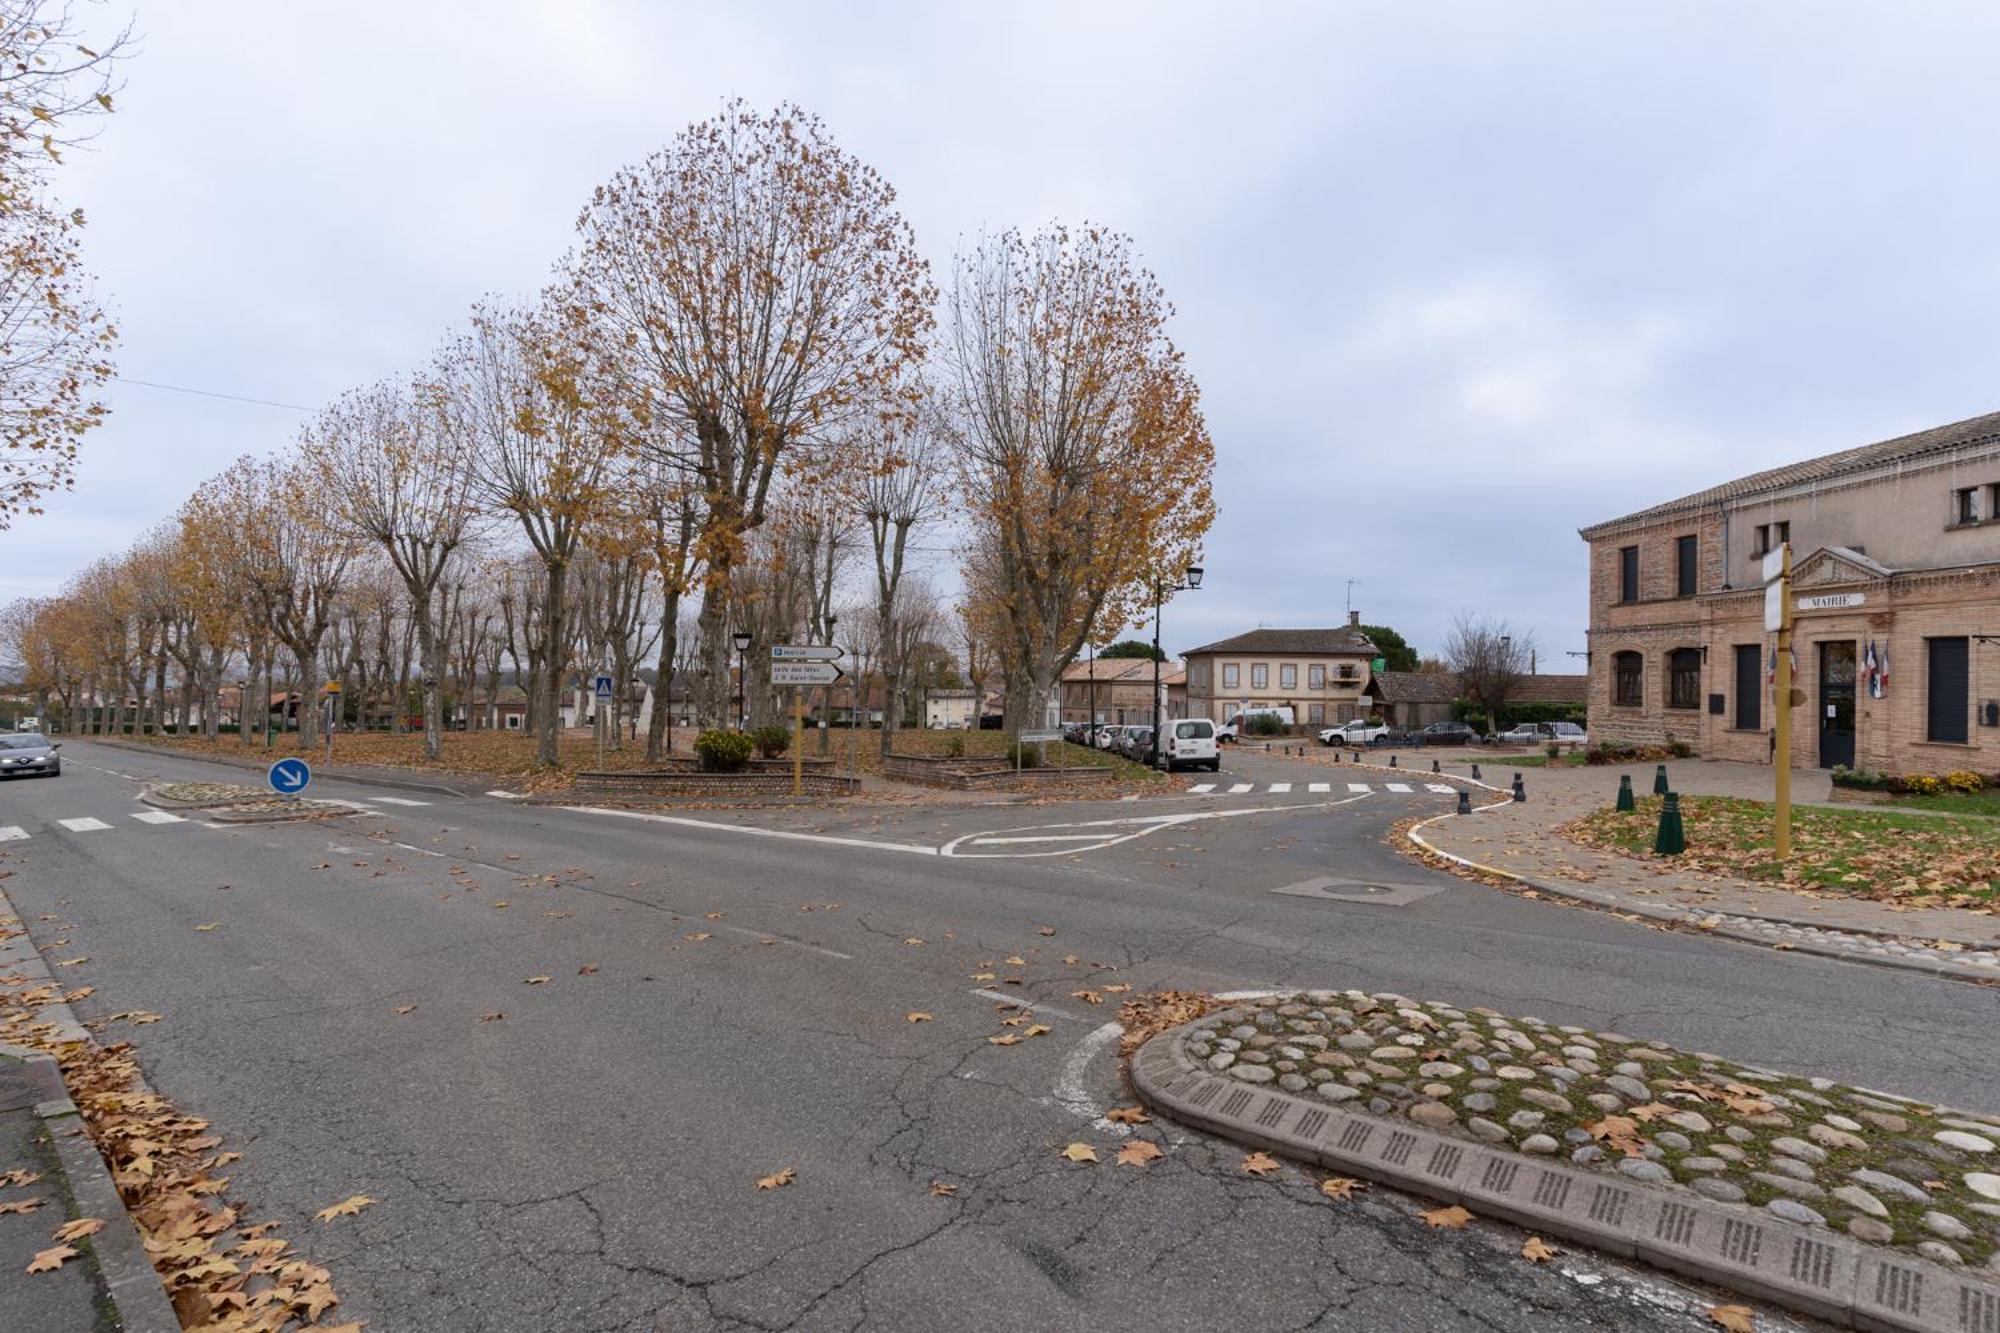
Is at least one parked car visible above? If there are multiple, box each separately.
[1116,726,1154,760]
[1413,720,1481,746]
[1546,721,1589,746]
[1095,725,1128,751]
[1158,717,1220,772]
[1497,721,1590,747]
[1318,719,1388,746]
[0,733,60,778]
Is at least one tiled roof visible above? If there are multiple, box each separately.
[1512,674,1588,704]
[1182,628,1375,657]
[1368,672,1461,704]
[1060,658,1185,686]
[1580,409,2000,536]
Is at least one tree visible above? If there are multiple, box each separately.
[1445,614,1532,735]
[1098,639,1164,662]
[242,455,355,750]
[938,225,1215,729]
[564,101,934,728]
[854,417,942,755]
[1357,625,1418,673]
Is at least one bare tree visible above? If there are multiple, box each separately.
[1445,613,1533,736]
[855,419,942,755]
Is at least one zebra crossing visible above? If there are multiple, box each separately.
[1184,780,1458,797]
[0,790,432,844]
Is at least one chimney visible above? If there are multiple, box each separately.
[1348,610,1361,628]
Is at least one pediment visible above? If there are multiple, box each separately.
[1789,545,1893,587]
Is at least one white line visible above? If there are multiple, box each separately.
[370,796,431,807]
[1053,1020,1129,1132]
[1308,782,1330,793]
[1425,783,1455,793]
[1386,782,1413,793]
[130,811,186,825]
[1227,783,1253,794]
[1347,783,1371,793]
[711,922,852,959]
[486,790,526,799]
[968,833,1111,845]
[940,793,1374,859]
[0,826,26,842]
[57,817,112,832]
[1187,783,1216,794]
[378,841,528,877]
[1268,782,1292,793]
[560,805,939,856]
[968,988,1088,1023]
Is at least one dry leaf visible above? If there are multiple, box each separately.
[1320,1177,1363,1201]
[1241,1152,1280,1177]
[524,976,551,985]
[704,911,724,920]
[312,1195,375,1222]
[903,937,924,946]
[929,1181,957,1197]
[1071,990,1103,1004]
[905,1012,933,1023]
[1004,955,1026,965]
[755,1167,795,1191]
[1103,984,1132,994]
[25,1243,76,1273]
[1059,1142,1098,1163]
[1024,1024,1051,1038]
[1708,1306,1756,1332]
[578,964,598,975]
[392,1005,416,1015]
[52,1217,103,1241]
[1037,926,1056,936]
[1116,1140,1163,1167]
[1104,1106,1150,1125]
[987,1034,1021,1046]
[1522,1236,1559,1263]
[479,1012,504,1023]
[193,922,221,932]
[0,1197,44,1215]
[1419,1205,1473,1229]
[683,932,710,942]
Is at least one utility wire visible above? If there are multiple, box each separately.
[112,375,311,412]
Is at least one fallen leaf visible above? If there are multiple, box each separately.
[1241,1152,1280,1177]
[1060,1142,1098,1163]
[755,1167,795,1191]
[1116,1140,1163,1167]
[684,932,711,942]
[1071,990,1103,1004]
[988,1034,1021,1046]
[1522,1236,1559,1263]
[313,1195,375,1222]
[1708,1306,1757,1332]
[905,1012,933,1023]
[54,957,88,967]
[479,1012,504,1023]
[193,923,221,932]
[25,1243,76,1273]
[0,1198,44,1215]
[310,863,331,871]
[903,937,924,946]
[1004,955,1025,965]
[929,1181,958,1197]
[1320,1177,1364,1201]
[51,1217,103,1242]
[578,964,598,975]
[1024,1024,1051,1038]
[705,911,724,920]
[1103,984,1132,994]
[491,901,509,909]
[1419,1205,1473,1229]
[1036,926,1056,936]
[524,976,551,985]
[1104,1106,1150,1125]
[392,1005,416,1015]
[970,972,996,982]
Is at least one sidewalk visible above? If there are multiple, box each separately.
[1414,756,2000,953]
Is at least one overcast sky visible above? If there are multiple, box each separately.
[6,1,2000,668]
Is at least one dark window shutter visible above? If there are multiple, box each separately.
[1677,536,1697,597]
[1928,637,1969,743]
[1733,645,1761,730]
[1620,547,1638,602]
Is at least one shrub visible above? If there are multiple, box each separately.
[1004,741,1043,769]
[943,732,966,758]
[750,724,791,759]
[694,728,755,772]
[1831,765,1890,791]
[1544,742,1561,759]
[1246,713,1285,736]
[1893,774,1944,797]
[1945,769,1984,793]
[1668,740,1693,758]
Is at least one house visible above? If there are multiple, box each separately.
[1057,658,1187,727]
[1181,617,1377,727]
[1579,409,2000,772]
[1367,672,1460,730]
[923,688,978,728]
[466,685,529,731]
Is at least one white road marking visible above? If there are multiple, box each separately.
[1186,783,1216,794]
[57,817,112,832]
[1347,783,1371,793]
[0,826,26,842]
[130,811,186,825]
[711,922,853,960]
[370,796,431,807]
[1227,783,1253,794]
[486,790,526,799]
[1425,783,1456,793]
[941,793,1372,859]
[1386,782,1413,793]
[560,805,940,856]
[1308,782,1330,793]
[968,833,1111,845]
[1053,1020,1130,1133]
[1268,782,1291,793]
[968,988,1088,1023]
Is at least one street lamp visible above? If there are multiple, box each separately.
[732,630,752,730]
[1149,563,1204,769]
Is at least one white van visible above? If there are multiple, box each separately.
[1214,706,1295,743]
[1159,717,1220,772]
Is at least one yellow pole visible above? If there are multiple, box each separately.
[1774,544,1792,859]
[793,687,803,797]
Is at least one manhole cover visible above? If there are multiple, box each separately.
[1269,876,1449,907]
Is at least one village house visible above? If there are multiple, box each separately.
[1057,658,1188,727]
[1180,618,1377,727]
[1579,410,2000,773]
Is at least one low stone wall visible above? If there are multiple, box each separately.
[881,753,1116,791]
[570,769,860,802]
[639,755,837,774]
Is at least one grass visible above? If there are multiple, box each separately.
[1869,785,2000,818]
[1566,794,2000,905]
[1481,751,1589,769]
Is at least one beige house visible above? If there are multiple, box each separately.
[1058,658,1187,726]
[1181,619,1377,727]
[922,689,978,728]
[1580,409,2000,773]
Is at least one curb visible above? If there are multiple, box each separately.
[1131,1006,2000,1333]
[82,736,471,797]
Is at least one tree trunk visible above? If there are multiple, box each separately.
[698,587,730,729]
[535,560,567,767]
[644,589,682,762]
[415,589,444,763]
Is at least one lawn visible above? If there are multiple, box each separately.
[1865,785,2000,818]
[1566,794,2000,905]
[1480,751,1588,769]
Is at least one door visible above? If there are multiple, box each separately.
[1817,641,1856,769]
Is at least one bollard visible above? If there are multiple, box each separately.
[1653,790,1685,854]
[1616,774,1635,812]
[1471,763,1481,781]
[1511,771,1525,802]
[1456,789,1471,815]
[1331,749,1339,763]
[1389,753,1398,768]
[1352,751,1361,764]
[1653,763,1669,796]
[1431,758,1440,774]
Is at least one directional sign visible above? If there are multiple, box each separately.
[770,661,844,686]
[771,644,842,662]
[1019,728,1061,743]
[268,757,312,795]
[593,674,614,701]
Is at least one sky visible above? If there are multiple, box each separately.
[7,1,2000,670]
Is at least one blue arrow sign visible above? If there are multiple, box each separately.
[268,757,312,795]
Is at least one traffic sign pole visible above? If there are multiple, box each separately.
[1774,544,1793,860]
[792,686,804,797]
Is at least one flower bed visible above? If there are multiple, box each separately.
[1174,990,1999,1268]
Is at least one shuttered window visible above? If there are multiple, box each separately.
[1677,535,1697,597]
[1619,546,1638,603]
[1927,637,1969,743]
[1733,644,1761,730]
[1613,651,1642,706]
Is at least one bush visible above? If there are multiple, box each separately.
[1246,713,1285,737]
[1004,741,1043,769]
[1945,769,1985,793]
[1584,741,1674,766]
[1830,764,1890,791]
[694,729,755,772]
[943,732,966,758]
[750,724,790,759]
[1544,742,1561,759]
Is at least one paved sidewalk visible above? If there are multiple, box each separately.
[1416,757,2000,951]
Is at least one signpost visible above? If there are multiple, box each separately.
[772,647,845,795]
[593,674,613,768]
[321,680,341,764]
[268,756,311,799]
[1764,545,1793,859]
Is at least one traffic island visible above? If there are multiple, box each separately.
[1130,989,2000,1330]
[139,783,356,823]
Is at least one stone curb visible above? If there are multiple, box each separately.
[0,909,178,1330]
[1131,1007,2000,1333]
[84,736,471,797]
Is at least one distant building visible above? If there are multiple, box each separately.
[1181,617,1376,727]
[923,688,978,728]
[1368,671,1588,731]
[1580,409,2000,772]
[1058,658,1187,727]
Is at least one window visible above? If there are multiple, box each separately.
[1221,663,1238,690]
[1956,487,1981,525]
[1732,644,1762,730]
[1336,664,1358,682]
[1928,636,1970,743]
[1775,521,1790,547]
[1251,663,1269,689]
[1279,663,1297,689]
[1676,535,1697,597]
[1619,546,1639,603]
[1307,703,1324,724]
[1752,524,1768,557]
[1308,664,1326,689]
[1667,648,1701,709]
[504,713,522,731]
[1613,651,1643,707]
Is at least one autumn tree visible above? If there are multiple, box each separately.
[1445,613,1533,734]
[938,225,1215,729]
[854,418,942,754]
[239,455,355,749]
[564,101,934,727]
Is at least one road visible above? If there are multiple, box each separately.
[2,739,1990,1331]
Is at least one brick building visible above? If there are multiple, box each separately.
[1181,619,1377,727]
[1579,410,2000,773]
[1058,657,1187,726]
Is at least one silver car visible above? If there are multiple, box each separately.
[0,733,60,778]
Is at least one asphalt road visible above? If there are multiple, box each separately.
[3,740,1990,1331]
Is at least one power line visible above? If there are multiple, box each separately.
[112,375,311,412]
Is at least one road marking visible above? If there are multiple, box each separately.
[967,833,1111,845]
[486,790,526,799]
[561,806,939,856]
[1053,1020,1130,1133]
[942,793,1372,858]
[1269,782,1292,793]
[1425,783,1456,793]
[712,922,852,960]
[1347,783,1371,793]
[370,796,431,807]
[1227,783,1253,794]
[130,811,186,825]
[968,988,1088,1023]
[57,817,112,832]
[1386,782,1413,793]
[1187,783,1216,794]
[0,826,26,842]
[1308,782,1330,793]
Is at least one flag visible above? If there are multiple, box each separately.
[1863,641,1878,698]
[1878,645,1889,696]
[1768,648,1776,685]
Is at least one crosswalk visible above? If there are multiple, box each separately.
[1185,780,1458,797]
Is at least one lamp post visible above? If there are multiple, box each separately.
[1149,563,1204,769]
[732,630,752,730]
[1087,638,1097,748]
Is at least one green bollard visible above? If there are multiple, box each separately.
[1653,763,1669,796]
[1616,774,1635,812]
[1653,791,1685,855]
